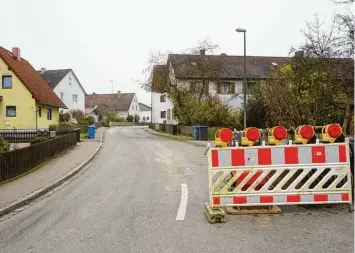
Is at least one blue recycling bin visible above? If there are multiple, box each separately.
[193,126,200,140]
[193,125,208,141]
[87,125,96,139]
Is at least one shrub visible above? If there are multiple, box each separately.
[49,124,57,131]
[0,138,10,154]
[57,123,76,132]
[134,114,140,122]
[86,116,95,125]
[104,112,119,126]
[30,137,49,146]
[126,115,134,122]
[71,109,85,122]
[62,112,70,122]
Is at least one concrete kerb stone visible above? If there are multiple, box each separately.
[0,128,107,218]
[144,128,209,147]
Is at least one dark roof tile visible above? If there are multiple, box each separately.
[85,93,135,114]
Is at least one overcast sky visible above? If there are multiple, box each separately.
[1,0,351,105]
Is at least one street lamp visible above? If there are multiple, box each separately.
[236,28,247,129]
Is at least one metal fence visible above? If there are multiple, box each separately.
[0,129,76,143]
[0,132,77,183]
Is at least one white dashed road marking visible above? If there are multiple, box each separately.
[176,183,188,221]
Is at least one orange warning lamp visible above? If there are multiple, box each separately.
[215,128,234,147]
[294,125,315,144]
[241,127,260,146]
[268,126,288,145]
[321,124,342,143]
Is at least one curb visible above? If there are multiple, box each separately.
[0,128,107,218]
[144,128,210,147]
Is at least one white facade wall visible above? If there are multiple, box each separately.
[151,92,177,124]
[140,111,151,122]
[54,71,85,113]
[116,94,140,121]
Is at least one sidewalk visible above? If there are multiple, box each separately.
[0,127,106,209]
[145,128,212,147]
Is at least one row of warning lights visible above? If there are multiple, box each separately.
[211,145,348,167]
[215,124,344,147]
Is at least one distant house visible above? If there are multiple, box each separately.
[0,46,66,129]
[85,106,100,123]
[39,68,86,113]
[151,52,291,124]
[85,92,140,120]
[139,103,151,123]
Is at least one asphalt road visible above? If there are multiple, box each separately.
[0,127,353,253]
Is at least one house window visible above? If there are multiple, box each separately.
[60,92,64,100]
[160,94,166,102]
[38,108,42,117]
[2,76,12,89]
[69,82,72,86]
[160,111,166,119]
[147,117,150,120]
[73,94,78,102]
[47,108,52,120]
[143,117,146,120]
[217,82,234,94]
[6,106,16,117]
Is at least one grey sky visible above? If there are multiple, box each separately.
[1,0,350,105]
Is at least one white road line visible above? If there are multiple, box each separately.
[176,183,188,221]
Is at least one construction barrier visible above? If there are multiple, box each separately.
[205,138,353,219]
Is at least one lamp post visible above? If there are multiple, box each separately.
[236,28,247,129]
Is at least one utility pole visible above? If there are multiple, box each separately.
[110,80,115,94]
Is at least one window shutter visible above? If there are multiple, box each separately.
[231,82,235,94]
[216,82,221,94]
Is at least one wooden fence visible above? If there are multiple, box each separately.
[0,132,77,183]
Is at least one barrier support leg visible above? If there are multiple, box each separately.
[204,203,227,223]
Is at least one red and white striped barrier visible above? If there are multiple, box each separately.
[207,139,353,209]
[211,143,347,168]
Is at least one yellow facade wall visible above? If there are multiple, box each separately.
[0,57,59,129]
[36,102,59,128]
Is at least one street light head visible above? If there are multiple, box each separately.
[236,28,246,33]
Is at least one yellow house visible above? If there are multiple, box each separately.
[0,47,66,129]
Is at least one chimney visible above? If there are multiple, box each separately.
[199,49,206,57]
[40,67,46,74]
[12,47,21,61]
[295,51,304,58]
[92,92,96,99]
[117,90,121,94]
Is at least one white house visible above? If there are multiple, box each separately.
[151,51,291,124]
[139,103,151,122]
[39,68,86,113]
[85,92,140,121]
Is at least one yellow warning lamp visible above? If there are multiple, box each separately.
[241,127,260,146]
[321,124,342,143]
[268,126,288,145]
[215,128,234,147]
[294,125,315,144]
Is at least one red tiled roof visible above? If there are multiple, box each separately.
[0,47,67,108]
